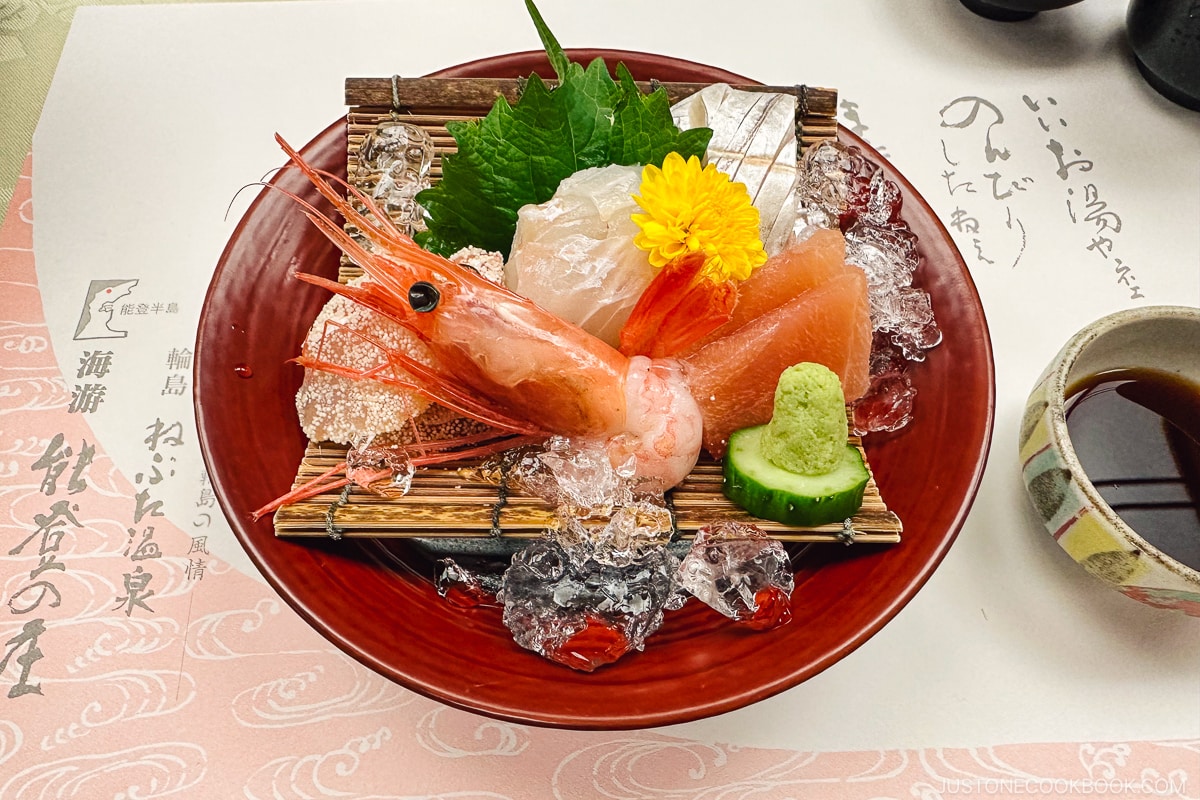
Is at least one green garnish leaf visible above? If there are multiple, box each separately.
[608,64,714,167]
[415,0,713,258]
[525,0,570,79]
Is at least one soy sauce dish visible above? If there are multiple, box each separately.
[1020,305,1200,616]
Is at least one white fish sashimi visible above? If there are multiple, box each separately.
[504,164,654,347]
[671,84,799,256]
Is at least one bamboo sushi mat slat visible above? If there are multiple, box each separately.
[271,76,903,544]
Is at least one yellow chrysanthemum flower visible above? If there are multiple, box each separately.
[631,152,767,282]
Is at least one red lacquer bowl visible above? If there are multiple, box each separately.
[194,50,995,729]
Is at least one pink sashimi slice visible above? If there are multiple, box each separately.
[682,268,872,458]
[723,228,848,333]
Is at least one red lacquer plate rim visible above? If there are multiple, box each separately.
[194,50,996,730]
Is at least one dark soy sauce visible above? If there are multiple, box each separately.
[1065,367,1200,571]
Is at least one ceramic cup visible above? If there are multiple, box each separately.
[1126,0,1200,112]
[1019,305,1200,616]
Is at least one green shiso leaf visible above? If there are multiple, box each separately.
[414,0,713,258]
[608,64,715,167]
[525,0,570,80]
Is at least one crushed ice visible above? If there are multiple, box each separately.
[353,120,435,235]
[796,140,941,434]
[498,538,682,671]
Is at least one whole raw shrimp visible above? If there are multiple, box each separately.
[271,135,704,499]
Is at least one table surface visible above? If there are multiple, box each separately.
[2,0,1198,797]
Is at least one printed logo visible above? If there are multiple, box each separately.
[73,279,139,340]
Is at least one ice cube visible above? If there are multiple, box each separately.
[873,287,943,361]
[851,371,917,435]
[851,336,920,434]
[499,539,680,671]
[844,222,918,295]
[554,499,675,569]
[435,558,501,608]
[676,521,794,631]
[793,138,942,405]
[344,442,415,498]
[868,334,908,376]
[536,436,632,513]
[794,140,852,228]
[863,169,904,226]
[355,121,434,233]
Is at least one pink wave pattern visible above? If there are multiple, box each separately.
[1,156,1197,798]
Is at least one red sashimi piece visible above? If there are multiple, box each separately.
[685,229,849,357]
[726,228,848,332]
[683,269,872,458]
[619,252,736,359]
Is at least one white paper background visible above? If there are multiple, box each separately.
[32,0,1200,753]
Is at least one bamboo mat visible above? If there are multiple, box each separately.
[271,76,902,545]
[273,440,900,544]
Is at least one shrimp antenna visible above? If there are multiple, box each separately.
[274,134,531,305]
[223,166,286,221]
[232,163,413,307]
[224,181,270,222]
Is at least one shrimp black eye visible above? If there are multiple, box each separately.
[408,281,440,312]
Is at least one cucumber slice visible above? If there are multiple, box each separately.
[723,425,869,527]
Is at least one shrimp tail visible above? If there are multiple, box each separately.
[618,253,738,359]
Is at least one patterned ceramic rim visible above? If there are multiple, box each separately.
[1020,305,1200,615]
